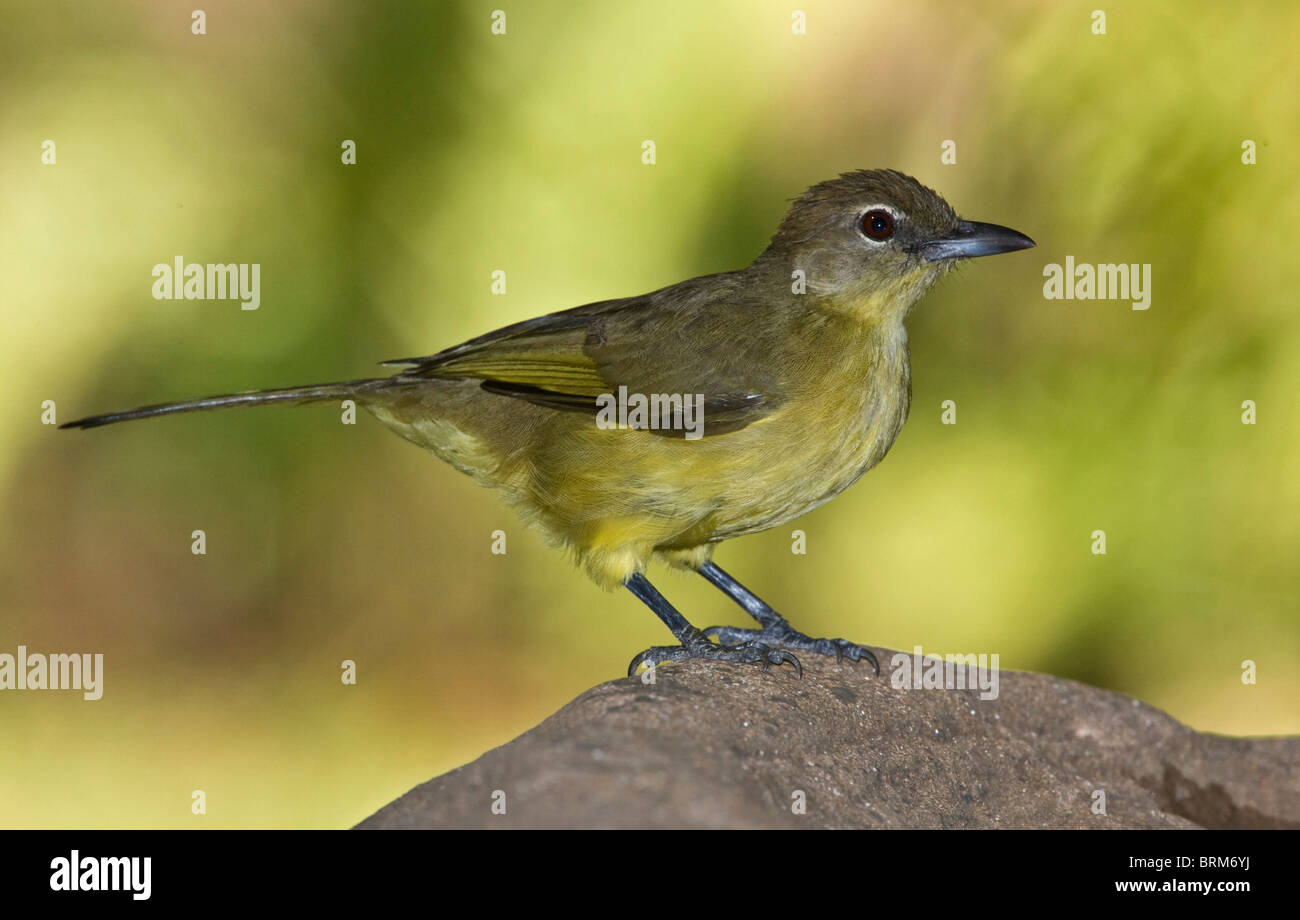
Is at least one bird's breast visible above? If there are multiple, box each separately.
[797,332,911,497]
[700,321,912,540]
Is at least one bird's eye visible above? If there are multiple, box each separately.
[861,209,895,241]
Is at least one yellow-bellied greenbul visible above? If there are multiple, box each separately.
[63,169,1034,676]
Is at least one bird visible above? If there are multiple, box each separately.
[62,169,1034,677]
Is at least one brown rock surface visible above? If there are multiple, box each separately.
[357,651,1299,829]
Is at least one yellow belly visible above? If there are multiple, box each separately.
[518,352,908,587]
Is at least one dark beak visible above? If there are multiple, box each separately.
[919,220,1036,262]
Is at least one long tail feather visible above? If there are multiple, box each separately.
[60,378,384,430]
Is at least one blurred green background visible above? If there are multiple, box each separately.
[2,0,1296,828]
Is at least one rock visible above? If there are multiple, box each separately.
[356,651,1300,829]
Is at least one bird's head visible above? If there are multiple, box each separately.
[760,169,1035,319]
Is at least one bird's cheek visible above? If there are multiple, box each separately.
[796,248,858,296]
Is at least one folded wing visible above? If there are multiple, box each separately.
[385,291,782,437]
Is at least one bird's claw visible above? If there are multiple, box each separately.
[629,633,802,679]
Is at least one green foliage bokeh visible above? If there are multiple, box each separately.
[1,0,1296,827]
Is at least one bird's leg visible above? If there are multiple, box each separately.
[624,572,800,678]
[697,561,879,674]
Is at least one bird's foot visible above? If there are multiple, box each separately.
[628,629,801,679]
[702,624,879,675]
